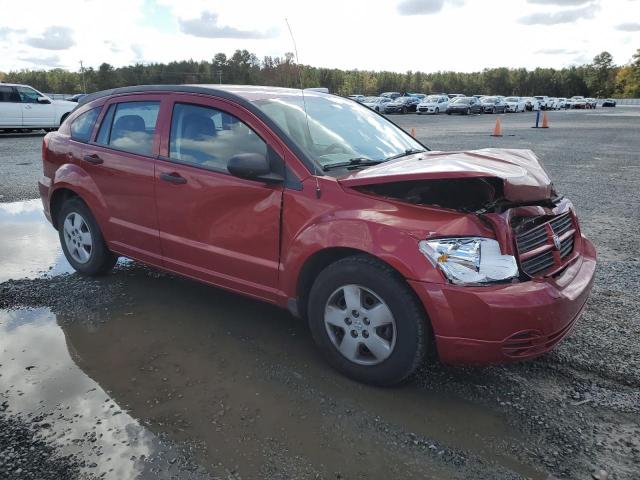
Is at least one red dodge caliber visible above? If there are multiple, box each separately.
[39,85,596,385]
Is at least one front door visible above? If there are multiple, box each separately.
[154,95,284,301]
[16,86,55,127]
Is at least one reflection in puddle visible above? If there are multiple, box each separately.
[0,308,209,480]
[0,199,73,281]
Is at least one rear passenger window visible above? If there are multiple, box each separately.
[168,103,267,172]
[95,101,159,156]
[70,107,101,143]
[0,86,19,102]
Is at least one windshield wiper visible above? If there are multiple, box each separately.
[322,157,384,171]
[384,148,427,162]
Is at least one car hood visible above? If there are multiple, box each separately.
[53,100,76,107]
[338,148,554,202]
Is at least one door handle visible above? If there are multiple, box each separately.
[160,172,187,185]
[83,154,103,165]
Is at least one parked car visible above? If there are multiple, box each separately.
[569,96,587,109]
[0,83,75,131]
[446,96,483,114]
[407,93,426,100]
[69,93,88,103]
[383,95,420,114]
[348,95,366,103]
[601,98,616,107]
[380,92,402,99]
[447,93,465,99]
[522,97,540,111]
[480,96,508,113]
[39,84,596,386]
[556,98,567,109]
[416,95,449,115]
[362,96,392,112]
[585,98,597,109]
[547,98,559,110]
[504,96,526,113]
[534,96,551,110]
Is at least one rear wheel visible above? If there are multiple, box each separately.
[435,107,439,114]
[402,106,408,114]
[308,256,427,386]
[58,198,117,276]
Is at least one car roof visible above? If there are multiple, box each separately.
[0,83,28,87]
[77,84,324,107]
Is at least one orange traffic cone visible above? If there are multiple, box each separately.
[410,127,416,138]
[491,117,503,137]
[541,112,549,128]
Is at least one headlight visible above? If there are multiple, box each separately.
[418,238,518,285]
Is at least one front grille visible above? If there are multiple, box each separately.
[514,212,577,276]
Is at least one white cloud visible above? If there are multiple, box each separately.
[25,26,75,50]
[0,0,638,74]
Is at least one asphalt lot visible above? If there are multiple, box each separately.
[1,106,639,479]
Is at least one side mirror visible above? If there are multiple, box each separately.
[37,96,51,104]
[227,153,283,184]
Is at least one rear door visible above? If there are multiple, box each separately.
[154,94,284,301]
[16,86,55,127]
[0,86,23,127]
[68,94,165,264]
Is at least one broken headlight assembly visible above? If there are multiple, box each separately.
[418,238,518,285]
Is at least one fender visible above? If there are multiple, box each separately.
[52,163,110,233]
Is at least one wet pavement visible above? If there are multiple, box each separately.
[2,107,640,479]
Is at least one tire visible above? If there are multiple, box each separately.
[58,197,117,276]
[435,107,439,114]
[465,108,470,115]
[491,107,496,114]
[447,111,451,115]
[307,255,427,386]
[402,107,408,114]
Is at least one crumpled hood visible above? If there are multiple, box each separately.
[338,148,554,202]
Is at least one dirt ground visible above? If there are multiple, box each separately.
[1,107,639,479]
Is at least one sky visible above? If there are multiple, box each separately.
[0,0,638,74]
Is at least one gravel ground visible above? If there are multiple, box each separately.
[1,107,639,479]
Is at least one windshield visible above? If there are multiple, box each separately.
[452,98,470,104]
[364,97,379,102]
[505,97,519,102]
[482,97,497,103]
[254,94,424,169]
[424,96,440,102]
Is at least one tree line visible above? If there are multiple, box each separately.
[1,48,639,98]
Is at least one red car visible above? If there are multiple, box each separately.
[39,85,596,386]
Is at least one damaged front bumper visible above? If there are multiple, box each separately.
[408,235,596,365]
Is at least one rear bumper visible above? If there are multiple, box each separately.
[38,176,53,224]
[408,236,596,365]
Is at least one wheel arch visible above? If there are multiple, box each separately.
[50,187,81,229]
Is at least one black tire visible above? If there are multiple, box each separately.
[465,108,470,115]
[435,107,439,114]
[58,197,117,276]
[59,113,70,127]
[307,255,428,386]
[402,107,408,114]
[491,107,496,114]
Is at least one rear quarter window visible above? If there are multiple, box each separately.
[70,107,101,143]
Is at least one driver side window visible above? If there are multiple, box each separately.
[169,103,267,173]
[16,87,41,104]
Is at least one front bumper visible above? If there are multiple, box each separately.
[408,236,596,365]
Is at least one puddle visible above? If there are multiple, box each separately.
[0,199,73,282]
[0,308,210,479]
[0,200,546,479]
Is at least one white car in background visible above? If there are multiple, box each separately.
[522,97,541,111]
[569,96,588,109]
[416,95,449,114]
[556,98,567,109]
[534,95,552,110]
[362,96,392,112]
[0,83,75,131]
[504,96,526,112]
[347,94,366,103]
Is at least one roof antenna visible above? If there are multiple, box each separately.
[285,18,321,199]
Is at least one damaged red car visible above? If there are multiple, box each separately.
[39,86,596,385]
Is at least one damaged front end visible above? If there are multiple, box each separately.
[339,149,584,282]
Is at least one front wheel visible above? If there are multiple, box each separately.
[435,107,439,114]
[58,198,117,276]
[308,256,427,386]
[465,107,470,115]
